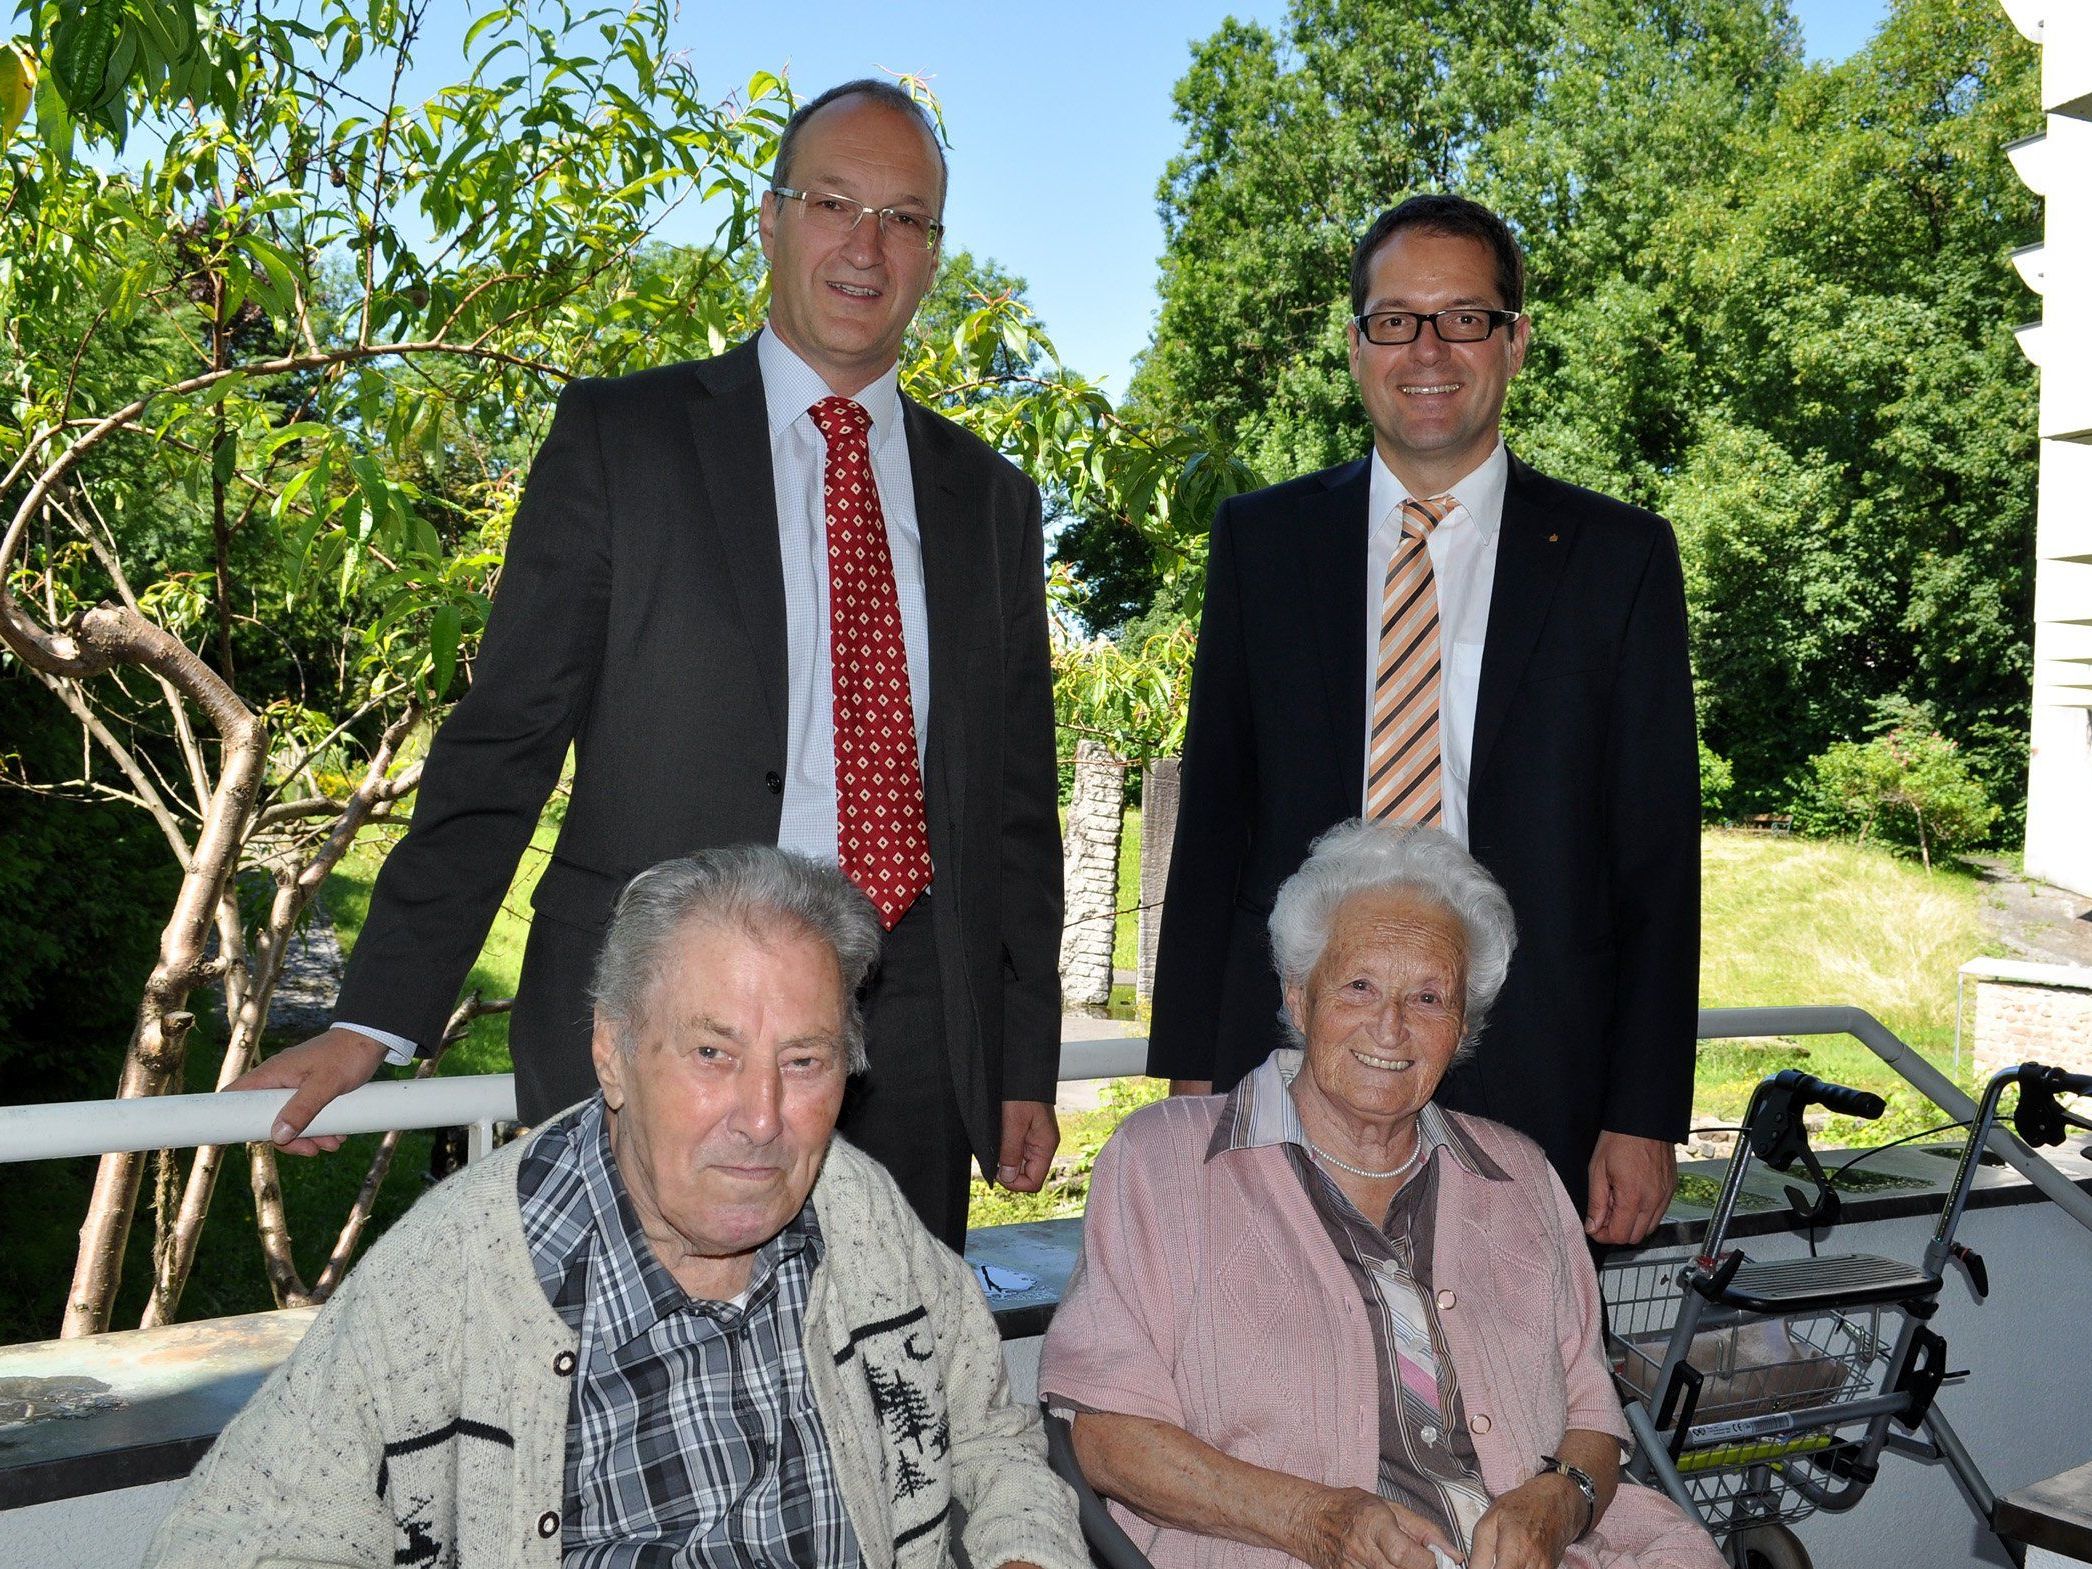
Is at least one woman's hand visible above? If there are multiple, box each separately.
[1464,1474,1580,1569]
[1294,1485,1462,1569]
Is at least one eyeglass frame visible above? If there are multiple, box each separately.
[1351,306,1525,346]
[769,186,945,251]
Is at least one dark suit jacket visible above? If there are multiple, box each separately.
[1145,452,1700,1208]
[335,340,1064,1150]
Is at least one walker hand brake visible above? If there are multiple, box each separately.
[1947,1241,1989,1301]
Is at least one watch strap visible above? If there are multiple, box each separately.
[1538,1453,1597,1543]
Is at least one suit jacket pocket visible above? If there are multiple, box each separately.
[529,854,631,936]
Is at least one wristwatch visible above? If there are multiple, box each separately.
[1537,1454,1598,1542]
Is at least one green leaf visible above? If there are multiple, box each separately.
[51,0,123,116]
[0,43,32,151]
[429,603,461,698]
[212,429,238,487]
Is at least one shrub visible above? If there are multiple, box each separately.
[1699,738,1735,819]
[1790,702,1999,870]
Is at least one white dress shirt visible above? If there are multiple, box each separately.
[1361,440,1507,847]
[758,327,933,861]
[347,329,931,1062]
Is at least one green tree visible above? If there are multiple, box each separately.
[2,0,1246,1337]
[1133,0,2039,823]
[1135,0,1796,491]
[1657,0,2041,816]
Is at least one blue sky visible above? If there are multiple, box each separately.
[415,2,1892,394]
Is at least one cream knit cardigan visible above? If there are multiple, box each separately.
[149,1128,1086,1569]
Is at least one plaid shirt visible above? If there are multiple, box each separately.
[1209,1049,1510,1555]
[517,1098,864,1568]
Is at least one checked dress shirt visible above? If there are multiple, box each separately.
[517,1099,864,1567]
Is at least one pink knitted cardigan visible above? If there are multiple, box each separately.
[1038,1093,1723,1569]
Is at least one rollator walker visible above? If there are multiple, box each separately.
[1603,1062,2092,1569]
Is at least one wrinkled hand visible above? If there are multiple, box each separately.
[1466,1474,1580,1569]
[1585,1130,1677,1245]
[227,1027,389,1155]
[1295,1485,1459,1569]
[993,1098,1059,1191]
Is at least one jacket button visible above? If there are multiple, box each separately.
[553,1350,576,1376]
[1437,1288,1456,1310]
[536,1510,560,1537]
[1471,1412,1492,1434]
[764,770,784,795]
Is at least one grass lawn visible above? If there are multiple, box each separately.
[1694,829,1998,1143]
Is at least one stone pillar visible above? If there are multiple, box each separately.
[1058,741,1124,1014]
[1136,755,1181,1004]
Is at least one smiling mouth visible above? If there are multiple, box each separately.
[828,281,881,299]
[1399,383,1460,395]
[1350,1049,1415,1071]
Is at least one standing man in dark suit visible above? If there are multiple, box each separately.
[1147,195,1698,1245]
[234,80,1064,1248]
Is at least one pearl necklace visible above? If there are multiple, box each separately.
[1305,1132,1425,1182]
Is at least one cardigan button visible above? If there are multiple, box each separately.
[1471,1412,1492,1435]
[1436,1288,1456,1310]
[764,770,784,795]
[553,1350,577,1376]
[536,1510,560,1538]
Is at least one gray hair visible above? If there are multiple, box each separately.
[590,845,883,1072]
[773,78,948,212]
[1268,819,1517,1053]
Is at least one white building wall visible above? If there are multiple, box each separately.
[2005,4,2092,899]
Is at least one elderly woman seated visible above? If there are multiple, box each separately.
[1039,821,1721,1569]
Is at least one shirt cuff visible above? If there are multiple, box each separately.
[332,1020,418,1067]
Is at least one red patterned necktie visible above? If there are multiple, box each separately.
[809,396,932,930]
[1366,493,1457,825]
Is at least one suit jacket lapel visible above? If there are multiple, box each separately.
[1471,452,1574,786]
[1307,460,1372,810]
[903,398,967,829]
[686,341,788,752]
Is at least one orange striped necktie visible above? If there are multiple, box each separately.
[1366,493,1457,825]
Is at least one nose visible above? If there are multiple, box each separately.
[729,1060,783,1143]
[1368,993,1407,1048]
[1408,322,1451,363]
[839,210,885,268]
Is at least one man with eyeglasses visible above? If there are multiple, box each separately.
[235,79,1064,1249]
[1149,194,1698,1246]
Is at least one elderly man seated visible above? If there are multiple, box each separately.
[152,845,1087,1569]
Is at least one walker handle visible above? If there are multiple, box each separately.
[1773,1069,1886,1121]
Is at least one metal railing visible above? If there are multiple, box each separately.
[2,1011,2086,1234]
[0,1036,1152,1165]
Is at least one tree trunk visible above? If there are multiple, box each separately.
[1136,755,1181,1006]
[1058,741,1125,1015]
[55,606,268,1337]
[143,710,423,1326]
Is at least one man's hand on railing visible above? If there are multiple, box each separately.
[227,1027,390,1154]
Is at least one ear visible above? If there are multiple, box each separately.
[757,189,779,263]
[592,1018,628,1111]
[1282,983,1308,1040]
[1345,318,1363,378]
[1505,312,1532,377]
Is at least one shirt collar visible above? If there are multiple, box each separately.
[1205,1046,1507,1182]
[758,324,904,455]
[579,1094,823,1354]
[1367,437,1509,546]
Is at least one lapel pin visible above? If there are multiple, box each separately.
[1548,533,1559,543]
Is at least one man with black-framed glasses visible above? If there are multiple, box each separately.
[1150,193,1700,1247]
[236,79,1064,1250]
